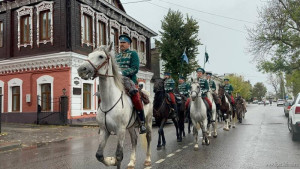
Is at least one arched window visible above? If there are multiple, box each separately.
[8,78,23,112]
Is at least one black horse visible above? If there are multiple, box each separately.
[174,92,187,141]
[235,96,244,123]
[153,79,180,150]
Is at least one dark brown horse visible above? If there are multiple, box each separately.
[218,85,233,131]
[235,96,244,123]
[174,93,187,141]
[153,79,180,150]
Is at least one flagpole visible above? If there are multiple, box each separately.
[179,47,186,77]
[204,46,206,69]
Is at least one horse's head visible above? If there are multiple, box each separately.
[190,82,201,101]
[153,79,164,93]
[218,84,225,97]
[77,43,115,80]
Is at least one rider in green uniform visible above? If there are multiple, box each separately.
[115,34,146,134]
[206,71,219,106]
[164,72,177,118]
[224,78,235,105]
[178,76,191,98]
[196,68,213,124]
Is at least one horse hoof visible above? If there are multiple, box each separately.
[177,138,182,142]
[213,135,218,138]
[144,160,151,167]
[157,145,162,150]
[223,128,229,131]
[206,140,210,145]
[194,145,199,151]
[233,126,236,128]
[127,166,135,169]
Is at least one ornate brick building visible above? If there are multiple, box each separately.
[0,0,157,123]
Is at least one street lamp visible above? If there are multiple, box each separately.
[62,88,67,96]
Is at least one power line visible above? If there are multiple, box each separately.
[122,0,152,4]
[147,1,246,34]
[158,0,255,24]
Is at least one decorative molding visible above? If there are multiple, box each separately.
[121,25,130,35]
[0,52,88,74]
[80,4,95,48]
[110,19,120,29]
[36,1,54,47]
[138,35,146,65]
[96,12,109,46]
[17,6,33,50]
[131,31,139,39]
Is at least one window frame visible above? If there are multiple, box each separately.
[83,83,92,110]
[37,75,54,112]
[0,21,3,48]
[80,4,95,48]
[138,35,147,65]
[41,83,51,111]
[96,13,108,47]
[17,6,33,50]
[36,1,54,47]
[12,86,20,112]
[121,26,130,37]
[109,20,120,52]
[0,80,4,113]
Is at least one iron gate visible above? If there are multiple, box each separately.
[37,95,68,125]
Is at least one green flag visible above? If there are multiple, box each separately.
[205,52,209,63]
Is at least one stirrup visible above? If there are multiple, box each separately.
[139,124,146,134]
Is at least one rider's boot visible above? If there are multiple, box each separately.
[170,103,177,119]
[137,109,147,134]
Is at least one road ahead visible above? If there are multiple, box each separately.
[1,104,300,169]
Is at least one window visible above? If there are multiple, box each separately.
[36,1,54,47]
[112,27,119,51]
[0,21,3,47]
[40,10,51,41]
[140,41,145,53]
[83,84,91,110]
[83,14,92,44]
[98,21,106,45]
[41,84,51,111]
[12,86,20,112]
[132,37,137,51]
[81,4,95,47]
[17,6,33,50]
[21,15,30,44]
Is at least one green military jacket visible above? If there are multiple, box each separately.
[198,78,209,97]
[164,78,175,92]
[178,82,191,97]
[208,79,216,92]
[115,49,139,84]
[224,84,234,95]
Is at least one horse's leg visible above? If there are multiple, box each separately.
[96,130,112,166]
[232,110,236,128]
[115,129,126,169]
[144,117,152,167]
[193,121,199,151]
[203,118,210,145]
[157,119,165,150]
[207,122,211,137]
[127,128,137,168]
[223,112,229,131]
[172,117,181,142]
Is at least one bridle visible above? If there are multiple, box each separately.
[86,50,114,80]
[190,82,201,98]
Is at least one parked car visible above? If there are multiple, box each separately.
[258,101,263,105]
[284,100,294,117]
[265,100,270,105]
[253,100,258,104]
[277,99,285,106]
[288,93,300,141]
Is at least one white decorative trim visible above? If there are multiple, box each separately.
[80,4,95,48]
[131,31,139,39]
[36,1,54,47]
[37,75,54,111]
[17,6,33,50]
[8,78,23,112]
[121,26,130,35]
[138,35,146,42]
[81,82,94,114]
[138,35,146,65]
[0,80,4,113]
[96,12,109,46]
[109,19,120,52]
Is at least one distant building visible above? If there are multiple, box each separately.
[0,0,157,124]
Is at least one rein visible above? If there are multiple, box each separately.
[86,51,114,79]
[99,91,124,134]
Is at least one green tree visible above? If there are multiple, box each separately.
[252,82,267,101]
[248,0,300,73]
[286,70,300,97]
[156,9,201,81]
[226,75,252,100]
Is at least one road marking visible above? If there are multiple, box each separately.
[167,153,175,158]
[183,146,188,149]
[189,142,193,145]
[176,149,182,152]
[155,159,165,164]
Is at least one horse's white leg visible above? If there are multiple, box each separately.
[202,119,210,145]
[223,118,229,131]
[144,115,152,167]
[213,121,218,138]
[96,129,110,166]
[127,128,137,169]
[207,123,212,137]
[233,115,236,128]
[193,121,199,151]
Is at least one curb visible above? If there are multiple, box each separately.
[0,143,22,152]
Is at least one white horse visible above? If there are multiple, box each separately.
[77,44,152,169]
[206,89,218,138]
[190,81,210,151]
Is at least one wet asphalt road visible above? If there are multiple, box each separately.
[1,104,300,169]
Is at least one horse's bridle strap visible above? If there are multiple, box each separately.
[86,55,114,78]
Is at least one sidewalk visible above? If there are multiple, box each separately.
[0,122,99,153]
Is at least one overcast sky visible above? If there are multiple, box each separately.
[122,0,271,90]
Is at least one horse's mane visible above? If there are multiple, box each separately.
[95,46,124,91]
[153,79,165,109]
